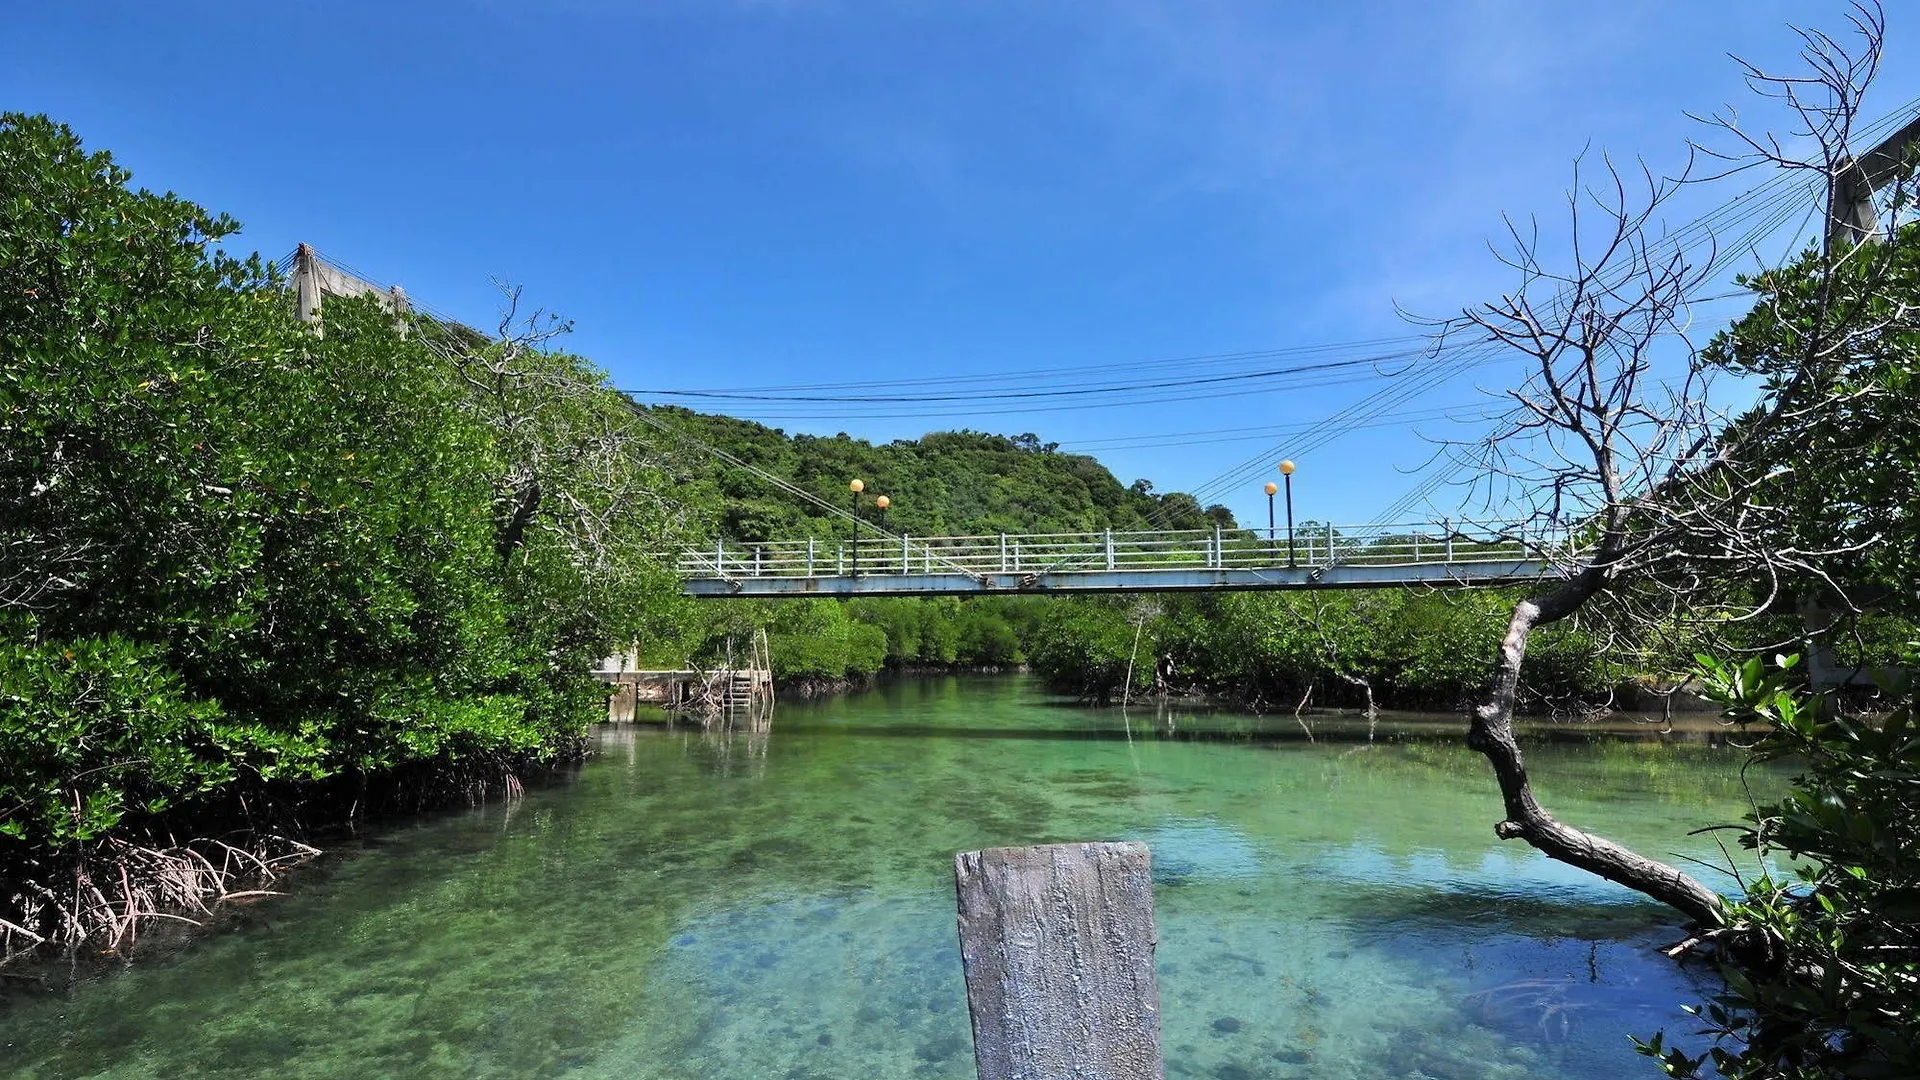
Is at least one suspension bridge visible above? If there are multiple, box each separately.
[276,248,1575,600]
[278,102,1916,607]
[668,520,1571,597]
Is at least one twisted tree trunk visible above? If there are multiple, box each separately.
[1469,565,1724,926]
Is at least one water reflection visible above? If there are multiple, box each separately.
[0,676,1773,1080]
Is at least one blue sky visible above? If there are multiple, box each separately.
[8,2,1918,529]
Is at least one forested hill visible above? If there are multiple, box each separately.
[650,407,1237,542]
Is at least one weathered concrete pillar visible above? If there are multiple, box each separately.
[293,243,322,323]
[388,283,411,336]
[953,842,1164,1080]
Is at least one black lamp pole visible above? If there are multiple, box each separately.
[1265,482,1277,564]
[1281,461,1297,567]
[849,479,863,577]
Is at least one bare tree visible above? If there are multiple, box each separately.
[417,285,693,581]
[1120,598,1163,709]
[1300,591,1379,721]
[1441,3,1914,925]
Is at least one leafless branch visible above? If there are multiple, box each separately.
[1420,4,1912,924]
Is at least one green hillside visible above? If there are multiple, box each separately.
[649,407,1237,542]
[637,408,1244,682]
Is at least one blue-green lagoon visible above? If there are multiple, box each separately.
[0,676,1770,1079]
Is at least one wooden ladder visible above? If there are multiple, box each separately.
[721,628,773,712]
[724,672,756,710]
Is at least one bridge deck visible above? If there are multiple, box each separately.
[673,522,1572,597]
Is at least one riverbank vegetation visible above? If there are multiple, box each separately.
[1634,169,1920,1079]
[0,106,1289,957]
[0,113,690,955]
[4,1,1918,1064]
[643,416,1627,709]
[1026,590,1610,710]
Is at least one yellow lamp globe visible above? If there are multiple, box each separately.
[875,495,891,510]
[1279,460,1296,476]
[849,478,865,493]
[1264,482,1278,495]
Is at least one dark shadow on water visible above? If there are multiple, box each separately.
[1334,877,1686,935]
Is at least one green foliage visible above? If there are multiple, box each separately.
[756,600,887,679]
[954,600,1029,666]
[667,595,1035,680]
[1027,598,1157,700]
[0,626,236,843]
[1710,235,1920,624]
[0,114,684,849]
[1026,590,1607,709]
[659,408,1234,679]
[841,597,1026,669]
[657,411,1234,542]
[1638,652,1920,1080]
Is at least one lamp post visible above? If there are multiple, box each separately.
[1279,460,1297,567]
[875,495,891,570]
[849,478,864,576]
[1264,482,1278,563]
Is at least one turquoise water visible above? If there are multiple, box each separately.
[0,676,1769,1079]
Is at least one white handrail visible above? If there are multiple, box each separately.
[664,519,1575,580]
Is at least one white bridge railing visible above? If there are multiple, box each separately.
[671,521,1569,581]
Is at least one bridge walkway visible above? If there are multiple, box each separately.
[672,521,1573,597]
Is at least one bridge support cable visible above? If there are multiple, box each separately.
[1362,97,1920,534]
[1360,182,1818,536]
[1160,99,1920,533]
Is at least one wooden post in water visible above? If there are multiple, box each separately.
[953,842,1165,1080]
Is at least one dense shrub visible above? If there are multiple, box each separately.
[1,114,681,880]
[1025,590,1607,709]
[1640,652,1920,1079]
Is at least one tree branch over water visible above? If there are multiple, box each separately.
[1435,2,1914,926]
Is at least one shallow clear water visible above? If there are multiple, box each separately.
[0,676,1772,1080]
